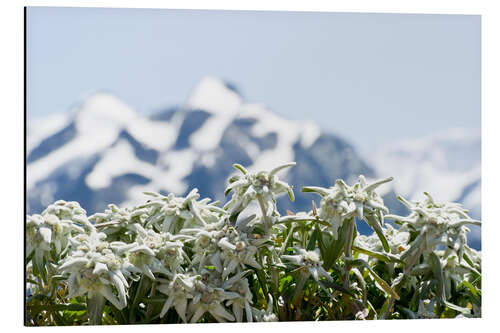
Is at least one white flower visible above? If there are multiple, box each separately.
[89,204,146,240]
[187,279,240,323]
[217,228,262,278]
[26,204,85,274]
[303,175,392,240]
[157,273,199,322]
[127,224,191,279]
[355,224,410,255]
[282,248,332,282]
[58,225,131,310]
[42,200,88,223]
[139,189,226,234]
[224,163,296,217]
[223,271,254,322]
[385,192,481,259]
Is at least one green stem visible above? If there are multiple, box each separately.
[87,294,106,325]
[381,245,424,319]
[257,194,271,232]
[343,218,355,289]
[129,275,146,323]
[145,280,157,321]
[256,251,269,297]
[291,270,309,305]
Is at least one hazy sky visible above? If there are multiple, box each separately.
[26,7,480,155]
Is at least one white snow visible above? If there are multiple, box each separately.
[300,122,321,148]
[239,104,300,175]
[187,77,242,116]
[85,140,157,189]
[74,93,138,134]
[189,114,235,151]
[157,149,199,194]
[127,118,176,151]
[187,77,243,151]
[371,128,481,211]
[27,129,121,189]
[27,112,72,154]
[28,93,140,189]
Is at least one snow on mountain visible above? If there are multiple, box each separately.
[187,77,242,151]
[26,77,373,217]
[26,77,480,249]
[370,128,481,248]
[27,112,72,155]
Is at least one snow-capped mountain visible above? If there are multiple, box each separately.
[26,77,481,248]
[370,128,481,248]
[27,77,373,219]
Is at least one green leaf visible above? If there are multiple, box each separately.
[460,280,481,298]
[318,279,355,297]
[27,303,87,313]
[301,186,329,196]
[233,163,248,175]
[51,310,68,326]
[324,220,352,270]
[428,252,447,301]
[227,175,240,184]
[443,300,471,315]
[347,258,399,300]
[306,227,317,251]
[365,215,390,252]
[352,245,403,264]
[410,263,432,276]
[400,232,425,262]
[142,296,168,304]
[26,278,39,285]
[269,162,296,177]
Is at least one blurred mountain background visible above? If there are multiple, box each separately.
[26,77,481,248]
[26,8,481,248]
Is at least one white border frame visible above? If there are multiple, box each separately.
[2,1,498,332]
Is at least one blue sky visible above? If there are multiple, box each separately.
[26,7,480,155]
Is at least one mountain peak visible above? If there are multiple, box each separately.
[74,92,138,133]
[187,77,243,115]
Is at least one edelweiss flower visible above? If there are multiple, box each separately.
[42,200,88,224]
[157,273,199,322]
[139,189,226,233]
[187,279,240,323]
[385,192,481,259]
[216,227,261,278]
[58,226,132,311]
[127,224,191,279]
[90,204,147,240]
[355,224,410,255]
[224,163,296,217]
[26,204,85,273]
[282,248,332,282]
[223,270,254,322]
[303,175,392,240]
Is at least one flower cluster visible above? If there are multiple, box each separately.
[355,224,410,255]
[26,201,86,276]
[25,162,482,325]
[58,225,133,312]
[303,175,392,241]
[385,192,481,262]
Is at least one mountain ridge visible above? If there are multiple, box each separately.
[26,77,481,248]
